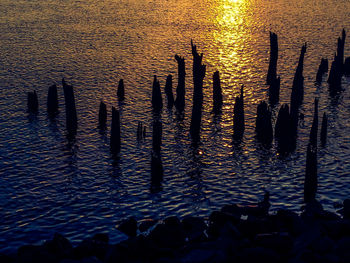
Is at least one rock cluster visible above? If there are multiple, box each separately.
[3,199,350,263]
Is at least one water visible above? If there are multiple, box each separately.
[1,0,350,253]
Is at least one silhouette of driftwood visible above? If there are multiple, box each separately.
[320,112,327,147]
[233,86,244,141]
[62,79,78,134]
[110,107,121,154]
[315,58,328,83]
[152,75,163,113]
[309,98,318,148]
[304,143,317,203]
[328,29,346,95]
[269,76,280,105]
[212,71,223,113]
[275,104,294,154]
[255,101,273,146]
[137,121,146,141]
[152,120,162,153]
[266,32,278,85]
[174,55,186,112]
[164,74,174,108]
[151,152,163,193]
[98,101,107,129]
[345,57,350,75]
[117,79,125,101]
[47,84,58,115]
[190,40,206,143]
[27,90,38,113]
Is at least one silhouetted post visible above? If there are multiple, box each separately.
[151,152,163,193]
[174,55,186,112]
[212,71,223,113]
[151,75,163,113]
[98,101,107,128]
[117,79,125,101]
[290,43,307,139]
[309,98,318,147]
[190,40,206,143]
[47,84,58,115]
[164,74,174,108]
[110,107,121,154]
[266,32,278,85]
[275,104,294,154]
[255,101,273,146]
[233,86,244,141]
[328,29,346,94]
[269,76,280,105]
[152,120,162,153]
[27,90,38,113]
[304,143,317,203]
[345,57,350,75]
[320,112,327,147]
[62,79,78,134]
[315,58,328,83]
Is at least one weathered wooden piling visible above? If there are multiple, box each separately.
[152,120,162,153]
[174,55,186,112]
[117,79,125,101]
[309,98,318,148]
[212,71,223,113]
[62,79,78,134]
[164,74,174,108]
[315,58,328,83]
[137,121,145,141]
[47,84,58,115]
[110,106,121,154]
[27,90,38,113]
[275,104,294,154]
[345,57,350,75]
[151,152,163,193]
[269,76,280,105]
[233,86,244,141]
[255,101,273,146]
[291,43,307,108]
[328,29,346,94]
[320,112,327,147]
[151,75,163,112]
[190,40,206,143]
[98,101,107,128]
[304,143,317,203]
[266,32,278,85]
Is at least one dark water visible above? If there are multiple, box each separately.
[1,0,350,253]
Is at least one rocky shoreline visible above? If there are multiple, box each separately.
[1,198,350,263]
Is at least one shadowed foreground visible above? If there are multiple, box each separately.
[2,198,350,263]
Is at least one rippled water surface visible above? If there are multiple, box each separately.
[1,0,350,253]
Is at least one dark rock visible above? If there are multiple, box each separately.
[17,244,59,263]
[207,211,240,238]
[311,235,335,255]
[237,247,281,263]
[92,233,109,244]
[139,219,158,233]
[117,217,138,238]
[0,253,15,263]
[43,233,73,259]
[182,216,207,243]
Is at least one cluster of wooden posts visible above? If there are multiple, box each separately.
[26,30,349,199]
